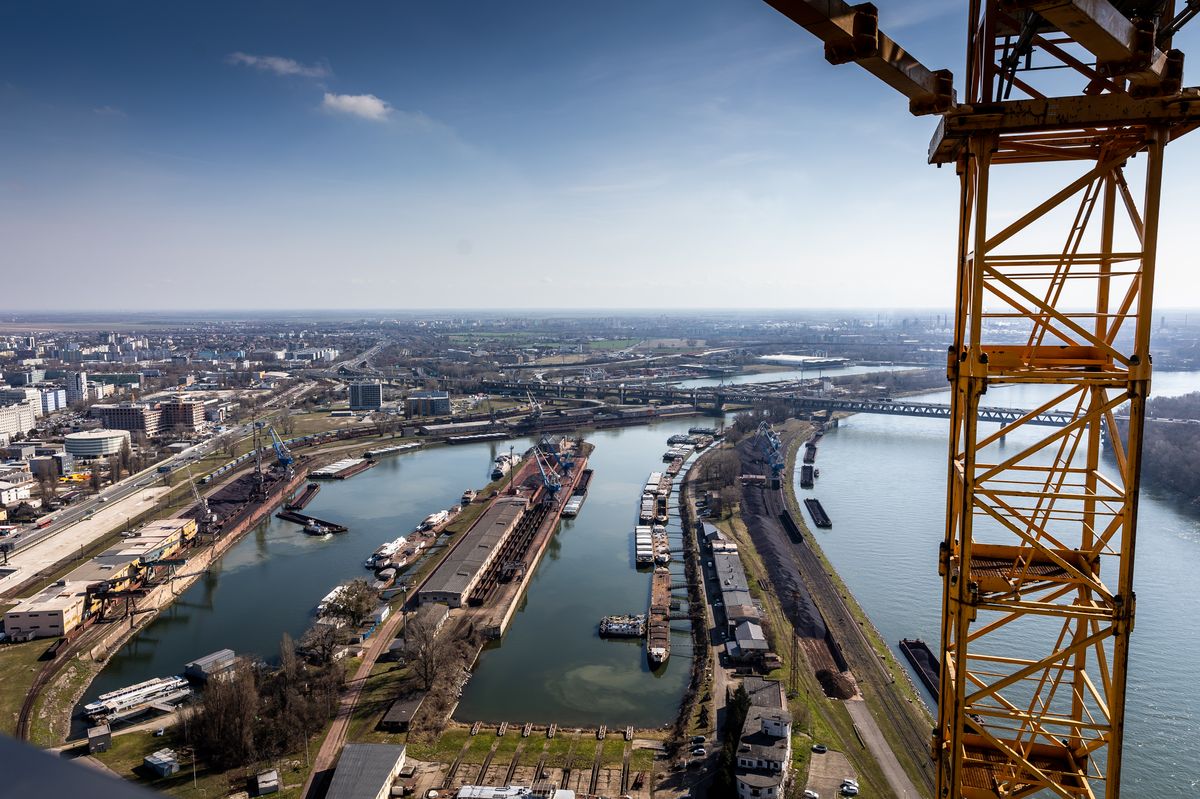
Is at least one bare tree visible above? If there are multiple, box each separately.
[323,579,377,629]
[36,476,58,505]
[108,454,122,484]
[406,612,451,691]
[278,409,297,436]
[300,623,342,665]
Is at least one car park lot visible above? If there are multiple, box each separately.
[805,748,856,799]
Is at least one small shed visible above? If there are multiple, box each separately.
[86,723,111,754]
[144,748,180,777]
[378,694,425,733]
[255,768,280,795]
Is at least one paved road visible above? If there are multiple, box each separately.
[845,699,920,799]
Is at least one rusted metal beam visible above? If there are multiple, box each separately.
[1009,0,1179,89]
[763,0,955,113]
[929,89,1200,161]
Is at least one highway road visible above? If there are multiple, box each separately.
[0,421,253,562]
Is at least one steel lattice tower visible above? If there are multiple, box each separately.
[764,0,1200,795]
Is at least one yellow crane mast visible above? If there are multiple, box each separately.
[763,1,1200,796]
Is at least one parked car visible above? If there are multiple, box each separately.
[691,735,705,745]
[803,791,820,799]
[811,743,828,754]
[691,747,706,757]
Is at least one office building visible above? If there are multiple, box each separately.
[734,678,793,799]
[349,381,383,411]
[160,399,205,431]
[405,390,451,417]
[0,388,42,417]
[0,401,37,440]
[66,371,88,404]
[90,403,161,437]
[3,368,45,386]
[40,388,66,415]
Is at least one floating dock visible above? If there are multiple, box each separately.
[804,497,832,529]
[275,510,349,533]
[285,482,320,510]
[900,638,940,702]
[310,458,374,480]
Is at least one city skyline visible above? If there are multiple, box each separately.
[4,1,1200,311]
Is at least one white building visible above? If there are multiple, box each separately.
[65,429,131,458]
[0,401,37,440]
[0,478,33,505]
[0,388,42,417]
[734,678,793,799]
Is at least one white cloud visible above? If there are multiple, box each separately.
[226,52,329,79]
[93,105,126,117]
[321,92,392,121]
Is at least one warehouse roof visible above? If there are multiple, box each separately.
[419,498,527,600]
[326,743,406,799]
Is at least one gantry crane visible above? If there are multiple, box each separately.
[763,2,1200,796]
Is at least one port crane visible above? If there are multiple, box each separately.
[763,1,1200,796]
[539,435,574,474]
[267,425,295,471]
[755,421,785,484]
[531,448,562,503]
[182,462,218,536]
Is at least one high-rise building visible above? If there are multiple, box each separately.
[0,401,37,440]
[349,381,383,410]
[0,388,42,417]
[66,371,88,404]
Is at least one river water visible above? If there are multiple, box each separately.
[805,371,1200,796]
[454,418,700,727]
[674,362,920,389]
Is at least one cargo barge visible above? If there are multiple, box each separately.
[899,638,940,702]
[561,468,593,518]
[363,442,421,458]
[804,498,832,529]
[275,510,348,533]
[600,613,646,638]
[799,464,815,489]
[285,482,320,510]
[647,566,672,666]
[310,458,375,480]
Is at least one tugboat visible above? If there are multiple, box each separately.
[304,520,331,536]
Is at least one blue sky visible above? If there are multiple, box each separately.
[2,1,1197,310]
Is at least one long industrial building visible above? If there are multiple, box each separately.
[417,497,528,608]
[3,517,197,639]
